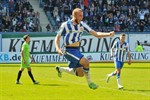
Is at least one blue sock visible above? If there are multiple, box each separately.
[83,67,89,73]
[116,73,120,79]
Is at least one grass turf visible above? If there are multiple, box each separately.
[0,63,150,100]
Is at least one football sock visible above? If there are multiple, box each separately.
[17,70,22,81]
[108,72,115,77]
[59,67,75,75]
[28,71,35,82]
[116,73,121,85]
[83,68,92,84]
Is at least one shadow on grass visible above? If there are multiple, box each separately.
[123,89,150,92]
[92,66,150,69]
[39,83,68,87]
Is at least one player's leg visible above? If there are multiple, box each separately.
[56,66,77,77]
[116,62,124,89]
[16,61,26,84]
[16,68,24,84]
[27,67,39,84]
[116,68,123,89]
[56,63,84,77]
[75,67,84,76]
[80,57,91,83]
[56,48,83,77]
[106,60,117,83]
[106,70,117,83]
[80,57,98,89]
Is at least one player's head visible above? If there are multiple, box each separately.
[120,33,126,43]
[23,34,30,42]
[137,40,140,45]
[72,8,83,24]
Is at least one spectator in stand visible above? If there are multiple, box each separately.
[139,21,145,32]
[46,23,51,32]
[53,6,58,18]
[43,0,150,32]
[0,0,40,32]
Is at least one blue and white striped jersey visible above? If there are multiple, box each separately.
[57,20,92,46]
[112,41,130,62]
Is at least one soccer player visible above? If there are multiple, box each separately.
[135,40,143,52]
[16,35,39,84]
[106,33,131,89]
[55,8,115,89]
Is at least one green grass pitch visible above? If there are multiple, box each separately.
[0,62,150,100]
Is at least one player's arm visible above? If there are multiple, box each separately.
[82,22,114,38]
[140,46,144,51]
[111,48,114,58]
[127,43,131,65]
[29,53,35,63]
[110,41,117,57]
[29,53,32,59]
[127,51,131,65]
[21,50,26,64]
[89,30,114,38]
[54,34,63,55]
[55,22,65,55]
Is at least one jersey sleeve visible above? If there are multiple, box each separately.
[21,44,25,51]
[81,22,92,33]
[126,43,130,52]
[21,43,28,51]
[57,22,66,36]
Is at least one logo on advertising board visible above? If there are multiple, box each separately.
[0,52,21,62]
[2,35,120,52]
[0,53,9,62]
[86,55,93,61]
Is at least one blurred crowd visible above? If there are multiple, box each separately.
[0,0,41,32]
[42,0,150,32]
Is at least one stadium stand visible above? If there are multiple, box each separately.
[0,0,41,32]
[41,0,150,32]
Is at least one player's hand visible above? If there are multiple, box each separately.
[128,60,131,65]
[109,31,115,37]
[110,54,114,58]
[24,60,26,64]
[31,58,35,63]
[57,49,63,56]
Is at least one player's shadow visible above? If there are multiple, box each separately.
[39,83,68,87]
[123,89,150,92]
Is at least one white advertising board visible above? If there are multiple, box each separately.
[0,51,149,63]
[2,34,121,52]
[129,34,150,51]
[2,34,150,52]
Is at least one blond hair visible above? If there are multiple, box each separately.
[72,8,83,17]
